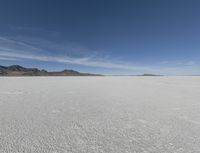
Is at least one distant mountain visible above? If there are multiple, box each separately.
[109,74,163,76]
[138,74,163,76]
[0,65,102,76]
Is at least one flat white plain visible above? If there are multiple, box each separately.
[0,77,200,153]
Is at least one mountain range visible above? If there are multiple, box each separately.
[0,65,101,76]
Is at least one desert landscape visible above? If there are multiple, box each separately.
[1,0,200,152]
[0,76,200,153]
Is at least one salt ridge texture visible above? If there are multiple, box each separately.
[0,77,200,153]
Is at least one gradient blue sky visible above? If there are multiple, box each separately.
[0,0,200,75]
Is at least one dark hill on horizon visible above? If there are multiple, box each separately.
[0,65,102,76]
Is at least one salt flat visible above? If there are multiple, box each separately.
[0,77,200,153]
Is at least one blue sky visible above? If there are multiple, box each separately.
[0,0,200,75]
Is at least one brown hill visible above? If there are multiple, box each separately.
[0,65,102,76]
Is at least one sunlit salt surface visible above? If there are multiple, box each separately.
[0,76,200,153]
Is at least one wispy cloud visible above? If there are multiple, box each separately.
[0,36,44,52]
[0,51,150,71]
[0,35,199,75]
[0,56,19,61]
[0,36,150,71]
[159,60,196,66]
[160,61,169,64]
[185,61,195,66]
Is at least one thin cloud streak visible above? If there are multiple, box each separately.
[0,56,19,61]
[0,36,151,71]
[159,60,196,66]
[0,36,44,53]
[0,51,150,71]
[1,51,199,75]
[0,36,199,75]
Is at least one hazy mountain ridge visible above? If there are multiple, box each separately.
[138,74,163,76]
[0,65,101,76]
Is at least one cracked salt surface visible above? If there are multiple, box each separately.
[51,109,61,113]
[0,76,200,153]
[0,91,24,95]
